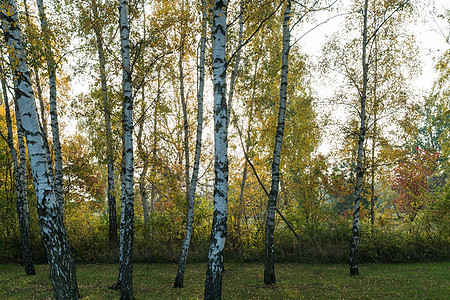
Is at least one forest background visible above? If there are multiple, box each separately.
[0,0,449,270]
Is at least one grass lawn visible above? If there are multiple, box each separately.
[0,262,448,299]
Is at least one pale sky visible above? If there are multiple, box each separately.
[293,0,450,155]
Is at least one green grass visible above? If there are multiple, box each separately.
[0,262,448,299]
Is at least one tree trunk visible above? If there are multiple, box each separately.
[36,0,65,214]
[349,0,369,277]
[236,58,258,246]
[226,4,243,129]
[1,64,35,276]
[204,1,228,299]
[118,0,135,298]
[1,1,79,297]
[137,87,150,237]
[91,0,118,249]
[179,22,190,204]
[264,1,291,286]
[139,0,150,233]
[370,33,379,230]
[174,0,207,288]
[23,0,48,142]
[34,72,48,141]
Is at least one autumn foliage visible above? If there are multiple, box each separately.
[392,147,439,221]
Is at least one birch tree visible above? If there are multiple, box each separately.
[174,0,207,288]
[0,61,35,275]
[348,0,369,276]
[0,0,79,297]
[90,0,118,248]
[36,0,65,213]
[263,0,291,285]
[204,0,228,299]
[117,0,134,298]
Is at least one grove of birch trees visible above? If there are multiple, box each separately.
[0,0,449,298]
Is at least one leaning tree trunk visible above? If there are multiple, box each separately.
[1,63,35,276]
[1,1,79,298]
[349,0,369,277]
[174,0,207,288]
[23,0,48,142]
[204,0,228,299]
[92,0,118,248]
[117,0,135,298]
[264,0,291,286]
[179,31,190,205]
[36,0,65,214]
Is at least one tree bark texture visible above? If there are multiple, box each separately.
[23,0,48,142]
[349,0,369,277]
[204,1,228,299]
[118,0,135,298]
[36,0,65,214]
[264,1,291,286]
[1,1,79,298]
[174,0,207,288]
[92,0,118,248]
[1,64,35,275]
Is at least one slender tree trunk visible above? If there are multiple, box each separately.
[36,0,65,214]
[370,113,376,229]
[174,0,207,288]
[1,1,79,298]
[370,33,379,230]
[137,88,150,236]
[34,73,48,140]
[179,33,190,204]
[226,4,243,129]
[91,0,118,248]
[264,1,291,285]
[204,1,228,299]
[118,0,135,298]
[150,71,161,215]
[1,64,35,275]
[349,0,369,277]
[236,59,258,245]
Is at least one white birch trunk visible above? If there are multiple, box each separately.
[1,0,78,298]
[36,0,65,214]
[264,1,291,285]
[1,66,35,275]
[204,1,228,299]
[23,0,48,142]
[174,0,207,288]
[349,0,369,277]
[118,0,135,298]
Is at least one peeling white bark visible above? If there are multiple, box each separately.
[1,65,35,275]
[36,0,65,214]
[204,1,228,299]
[349,0,369,277]
[118,0,135,298]
[1,0,78,297]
